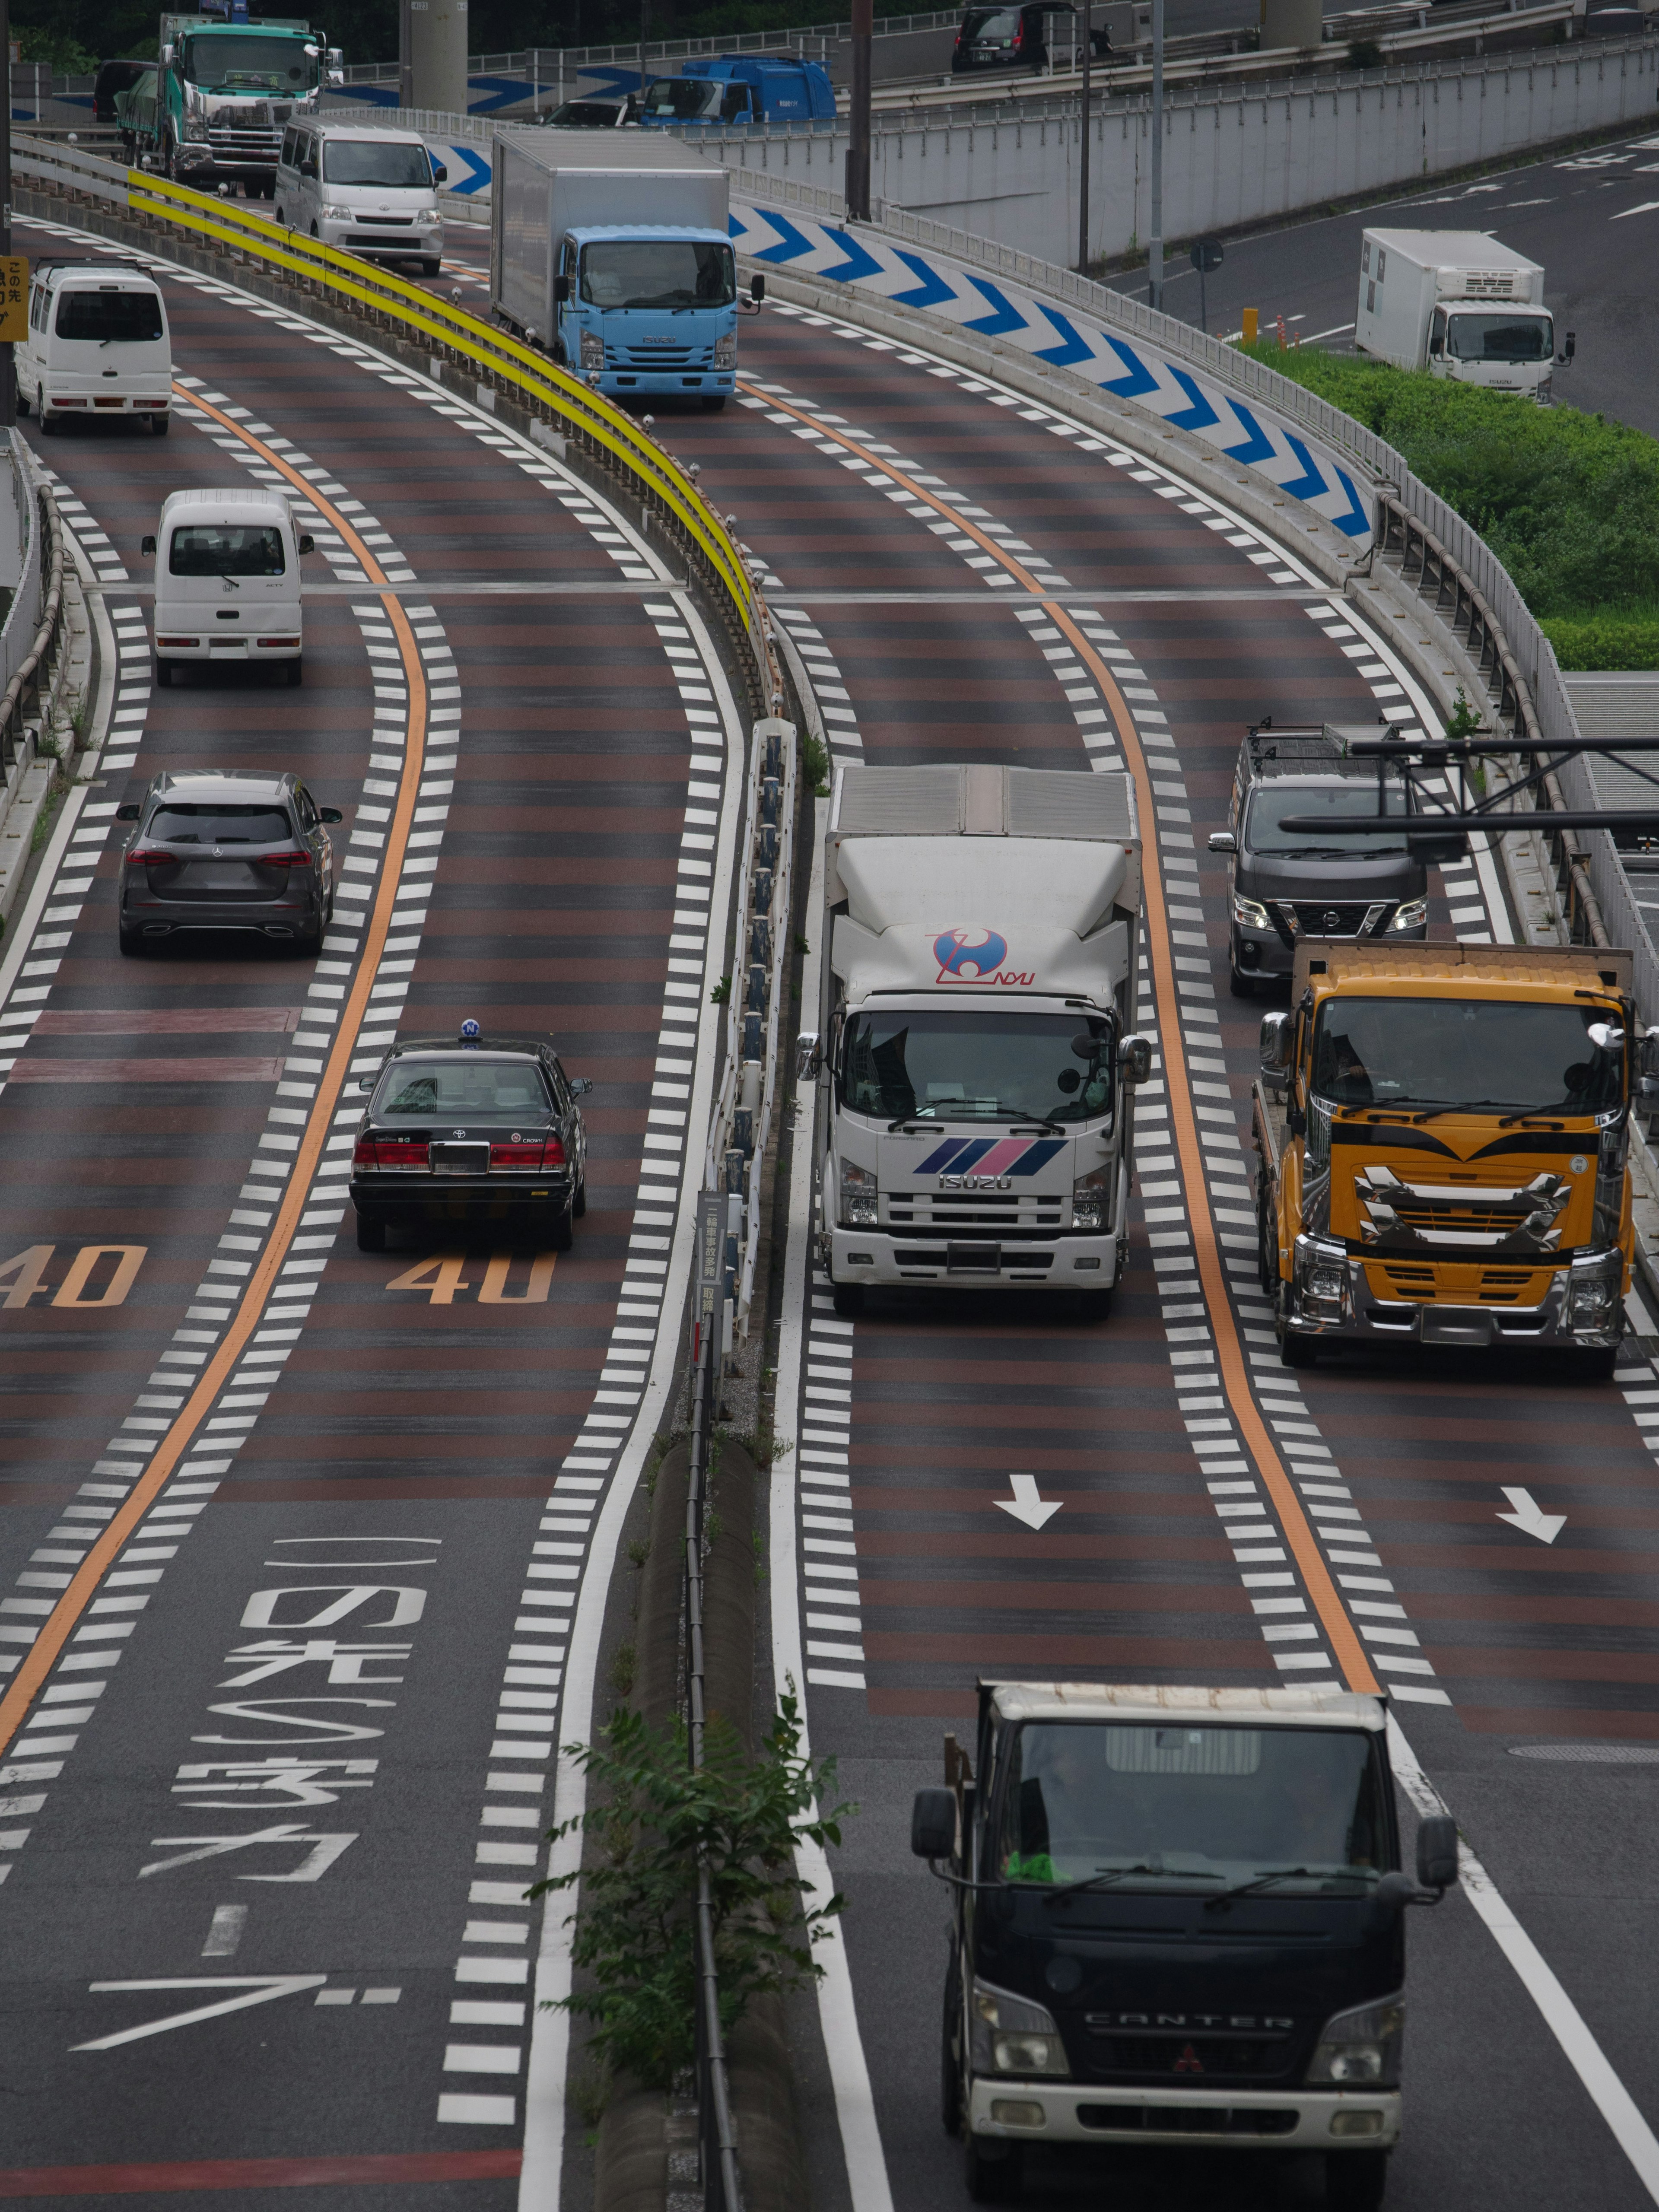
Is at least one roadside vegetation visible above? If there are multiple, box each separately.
[1236,339,1659,671]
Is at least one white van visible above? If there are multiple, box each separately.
[275,121,447,275]
[143,490,313,688]
[18,261,171,436]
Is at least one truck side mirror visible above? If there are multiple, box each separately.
[1560,330,1576,365]
[140,534,156,554]
[912,1786,957,1859]
[160,42,175,66]
[750,273,766,302]
[298,534,314,555]
[432,159,448,183]
[1637,1033,1659,1105]
[115,802,142,821]
[1415,1813,1459,1894]
[1206,828,1236,854]
[1120,1033,1152,1085]
[318,806,343,823]
[554,273,571,304]
[1259,1011,1294,1089]
[796,1031,823,1081]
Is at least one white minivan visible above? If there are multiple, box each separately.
[18,261,171,436]
[275,121,446,274]
[143,490,313,688]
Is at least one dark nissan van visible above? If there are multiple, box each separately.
[1208,725,1436,999]
[912,1682,1457,2208]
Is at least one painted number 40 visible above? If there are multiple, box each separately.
[0,1244,145,1309]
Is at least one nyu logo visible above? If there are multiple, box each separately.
[932,928,1033,987]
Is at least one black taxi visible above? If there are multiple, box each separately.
[349,1022,592,1252]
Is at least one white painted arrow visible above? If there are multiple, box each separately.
[1497,1487,1567,1545]
[995,1474,1063,1531]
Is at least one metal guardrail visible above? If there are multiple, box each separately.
[340,12,960,83]
[0,449,66,780]
[9,132,777,693]
[704,716,798,1339]
[684,1320,743,2212]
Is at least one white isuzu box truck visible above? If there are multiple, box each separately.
[1354,229,1557,399]
[797,763,1151,1317]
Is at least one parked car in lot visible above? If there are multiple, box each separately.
[114,770,341,956]
[350,1025,592,1252]
[143,488,313,686]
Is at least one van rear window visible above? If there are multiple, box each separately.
[55,290,164,343]
[169,525,286,578]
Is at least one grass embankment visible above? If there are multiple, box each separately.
[1236,341,1659,672]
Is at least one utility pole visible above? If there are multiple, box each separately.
[1077,1,1091,273]
[398,0,412,110]
[1,0,13,433]
[1148,0,1163,310]
[639,0,649,111]
[846,0,871,221]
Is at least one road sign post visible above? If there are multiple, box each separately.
[1189,235,1223,333]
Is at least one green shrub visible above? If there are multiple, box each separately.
[1540,615,1659,672]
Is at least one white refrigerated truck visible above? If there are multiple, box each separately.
[796,763,1150,1317]
[1354,229,1558,399]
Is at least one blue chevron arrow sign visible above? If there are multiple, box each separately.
[729,197,1374,547]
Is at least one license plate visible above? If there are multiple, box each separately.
[430,1142,490,1174]
[186,863,253,889]
[209,644,247,658]
[947,1242,1001,1273]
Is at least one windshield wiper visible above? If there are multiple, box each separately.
[1204,1866,1370,1906]
[887,1113,937,1131]
[1409,1100,1513,1123]
[983,1104,1064,1133]
[1497,1104,1574,1128]
[1039,1863,1225,1902]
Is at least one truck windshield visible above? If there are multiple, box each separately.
[54,290,163,343]
[998,1722,1386,1890]
[841,1009,1114,1125]
[169,525,286,577]
[1446,312,1552,363]
[323,141,432,188]
[641,77,725,119]
[1245,783,1409,857]
[1311,997,1625,1114]
[184,34,319,90]
[579,239,736,308]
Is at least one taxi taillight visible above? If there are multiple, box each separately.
[490,1137,566,1170]
[355,1138,430,1169]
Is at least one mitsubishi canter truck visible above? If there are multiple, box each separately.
[797,763,1151,1316]
[912,1681,1459,2209]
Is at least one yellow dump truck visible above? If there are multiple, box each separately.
[1253,941,1654,1375]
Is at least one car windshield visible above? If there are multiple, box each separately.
[579,239,736,308]
[997,1722,1386,1890]
[841,1009,1114,1125]
[375,1057,552,1117]
[146,803,294,845]
[184,33,319,90]
[1245,781,1410,857]
[1447,312,1551,363]
[323,140,432,187]
[641,76,723,118]
[55,289,164,343]
[169,524,285,577]
[1311,996,1626,1114]
[545,99,626,124]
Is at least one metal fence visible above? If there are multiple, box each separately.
[683,1320,743,2212]
[0,440,65,779]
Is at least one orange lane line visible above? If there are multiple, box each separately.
[742,379,1378,1691]
[0,389,430,1759]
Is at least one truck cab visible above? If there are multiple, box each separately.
[801,764,1147,1316]
[913,1681,1457,2208]
[553,222,737,405]
[1355,229,1556,401]
[120,12,343,196]
[1209,725,1430,998]
[638,54,836,126]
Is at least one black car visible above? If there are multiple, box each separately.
[951,3,1106,72]
[538,95,638,126]
[1207,724,1433,998]
[94,58,150,123]
[114,770,340,955]
[350,1027,592,1252]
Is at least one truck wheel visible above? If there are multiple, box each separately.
[941,1953,963,2136]
[151,413,170,436]
[1281,1329,1318,1370]
[1326,2148,1390,2212]
[155,660,174,687]
[832,1282,864,1317]
[285,659,303,688]
[1575,1345,1619,1381]
[37,407,59,436]
[1229,966,1256,998]
[1257,1182,1276,1295]
[1076,1287,1113,1322]
[964,2136,1023,2203]
[700,394,727,412]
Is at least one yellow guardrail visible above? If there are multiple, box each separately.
[28,145,770,677]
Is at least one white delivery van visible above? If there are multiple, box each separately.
[276,121,447,274]
[18,261,172,436]
[1354,229,1556,398]
[143,490,313,687]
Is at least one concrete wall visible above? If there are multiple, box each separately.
[709,34,1659,262]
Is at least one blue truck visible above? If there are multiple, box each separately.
[491,129,757,410]
[638,54,836,127]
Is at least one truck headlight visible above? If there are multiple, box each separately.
[1232,892,1271,931]
[579,330,605,371]
[1306,1996,1403,2088]
[714,331,737,369]
[1294,1234,1351,1318]
[182,115,208,141]
[839,1158,878,1227]
[1566,1250,1622,1329]
[969,1980,1070,2079]
[1386,899,1428,932]
[1073,1167,1111,1231]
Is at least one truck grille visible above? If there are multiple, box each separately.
[887,1195,1064,1231]
[1084,2027,1295,2082]
[615,344,705,368]
[207,127,281,159]
[1275,899,1389,938]
[1357,1164,1572,1253]
[1077,2104,1300,2137]
[1369,1262,1552,1306]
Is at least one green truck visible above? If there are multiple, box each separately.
[117,12,342,197]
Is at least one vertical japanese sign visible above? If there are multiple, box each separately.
[0,257,25,345]
[695,1187,723,1368]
